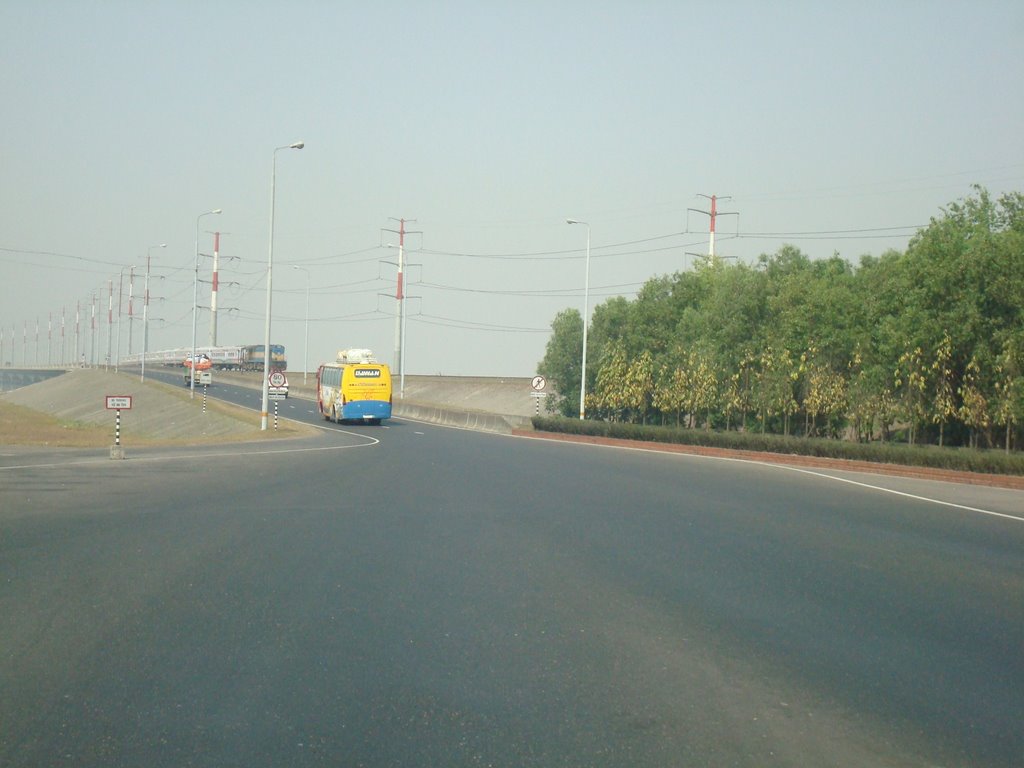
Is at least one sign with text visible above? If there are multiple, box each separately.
[105,395,132,410]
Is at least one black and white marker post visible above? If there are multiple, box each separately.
[105,394,132,459]
[530,375,547,417]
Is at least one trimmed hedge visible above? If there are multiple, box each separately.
[531,417,1024,477]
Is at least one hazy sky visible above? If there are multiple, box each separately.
[2,1,1022,377]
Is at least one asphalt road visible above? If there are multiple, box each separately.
[1,385,1022,767]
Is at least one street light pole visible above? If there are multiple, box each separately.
[192,209,222,398]
[293,265,310,386]
[261,141,304,430]
[567,219,591,420]
[142,243,166,382]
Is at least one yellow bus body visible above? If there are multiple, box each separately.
[317,362,393,424]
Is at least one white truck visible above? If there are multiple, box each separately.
[184,369,213,387]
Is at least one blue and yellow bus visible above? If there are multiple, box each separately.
[317,349,392,424]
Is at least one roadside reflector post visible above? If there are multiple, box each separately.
[274,399,279,430]
[106,394,132,460]
[203,383,208,413]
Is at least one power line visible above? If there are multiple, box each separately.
[0,247,126,267]
[416,280,643,297]
[412,313,549,333]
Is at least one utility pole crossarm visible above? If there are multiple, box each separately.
[688,194,739,265]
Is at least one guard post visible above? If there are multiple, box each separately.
[105,395,132,460]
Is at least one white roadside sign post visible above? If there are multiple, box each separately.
[268,370,288,429]
[530,375,548,416]
[105,395,132,459]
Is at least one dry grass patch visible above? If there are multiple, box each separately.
[0,390,317,448]
[0,401,112,448]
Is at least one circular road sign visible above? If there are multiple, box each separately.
[269,371,287,388]
[531,375,546,391]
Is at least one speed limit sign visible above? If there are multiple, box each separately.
[269,370,287,388]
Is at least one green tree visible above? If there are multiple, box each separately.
[537,308,583,418]
[752,346,799,435]
[993,338,1024,452]
[930,332,957,447]
[592,341,629,421]
[958,356,989,449]
[535,186,1023,453]
[686,349,719,429]
[803,344,847,438]
[722,351,756,432]
[894,345,928,445]
[653,363,687,426]
[624,350,656,424]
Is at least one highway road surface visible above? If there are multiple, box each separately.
[1,383,1022,767]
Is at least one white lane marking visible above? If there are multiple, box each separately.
[0,427,379,471]
[768,463,1024,523]
[518,433,1024,524]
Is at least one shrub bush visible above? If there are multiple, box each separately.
[530,417,1024,476]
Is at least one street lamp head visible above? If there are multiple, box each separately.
[290,141,305,150]
[567,218,587,226]
[211,208,223,215]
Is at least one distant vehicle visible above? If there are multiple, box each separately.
[240,344,287,372]
[317,349,392,425]
[122,344,286,371]
[184,352,213,370]
[185,368,213,387]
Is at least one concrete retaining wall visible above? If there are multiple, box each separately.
[394,401,531,434]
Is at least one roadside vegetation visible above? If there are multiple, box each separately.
[537,187,1024,467]
[0,380,314,447]
[531,416,1024,477]
[0,401,112,448]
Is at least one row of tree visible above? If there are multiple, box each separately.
[537,187,1024,451]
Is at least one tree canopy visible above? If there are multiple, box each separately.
[538,187,1024,450]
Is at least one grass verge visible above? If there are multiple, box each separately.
[0,384,317,448]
